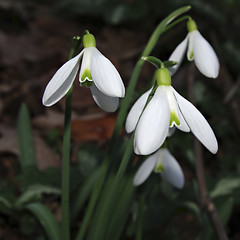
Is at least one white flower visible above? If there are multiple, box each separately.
[169,20,219,78]
[133,148,184,189]
[42,34,125,112]
[125,68,218,155]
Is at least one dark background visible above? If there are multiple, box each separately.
[0,0,240,239]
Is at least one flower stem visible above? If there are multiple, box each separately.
[110,6,191,147]
[61,36,81,240]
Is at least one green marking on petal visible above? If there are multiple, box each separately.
[81,69,92,82]
[189,50,194,60]
[154,163,165,173]
[80,69,93,87]
[170,112,180,127]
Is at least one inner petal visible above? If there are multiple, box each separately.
[165,87,181,128]
[79,48,93,86]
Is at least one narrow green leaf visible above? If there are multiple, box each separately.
[70,168,100,223]
[17,103,36,172]
[15,185,61,209]
[25,202,61,240]
[210,177,240,198]
[105,177,134,240]
[0,196,13,215]
[218,197,233,226]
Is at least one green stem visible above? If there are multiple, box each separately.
[61,36,81,240]
[136,193,145,240]
[75,159,108,240]
[110,6,191,148]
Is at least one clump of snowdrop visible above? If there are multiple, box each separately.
[125,66,218,156]
[42,32,125,112]
[133,148,184,189]
[169,19,219,78]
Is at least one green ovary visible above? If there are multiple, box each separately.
[170,112,180,127]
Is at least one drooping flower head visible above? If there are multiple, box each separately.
[42,32,125,112]
[126,66,218,155]
[133,148,184,189]
[169,19,219,78]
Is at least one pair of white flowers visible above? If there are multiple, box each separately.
[42,33,125,112]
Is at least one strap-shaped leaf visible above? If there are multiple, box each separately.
[25,202,61,240]
[70,169,100,223]
[15,185,61,209]
[17,103,36,172]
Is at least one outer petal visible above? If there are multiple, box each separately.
[159,149,184,189]
[125,89,152,133]
[133,151,158,186]
[173,88,218,154]
[168,36,188,76]
[134,86,170,155]
[42,51,83,106]
[90,84,119,112]
[192,30,219,78]
[90,47,125,98]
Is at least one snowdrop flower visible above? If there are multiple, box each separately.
[133,148,184,189]
[125,67,218,155]
[42,32,125,112]
[169,19,219,78]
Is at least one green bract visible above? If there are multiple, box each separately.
[156,68,172,86]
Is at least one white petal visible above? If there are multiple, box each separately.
[187,32,194,61]
[159,149,184,189]
[133,151,158,186]
[168,36,188,76]
[176,107,190,132]
[42,51,83,106]
[173,88,218,154]
[192,30,219,78]
[134,86,170,155]
[90,47,125,98]
[125,89,152,133]
[90,84,119,112]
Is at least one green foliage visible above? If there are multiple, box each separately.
[17,103,36,172]
[25,203,61,240]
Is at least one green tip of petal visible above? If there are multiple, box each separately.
[187,19,198,32]
[83,33,96,48]
[156,68,172,86]
[189,50,194,60]
[80,69,93,87]
[170,112,180,127]
[154,163,165,173]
